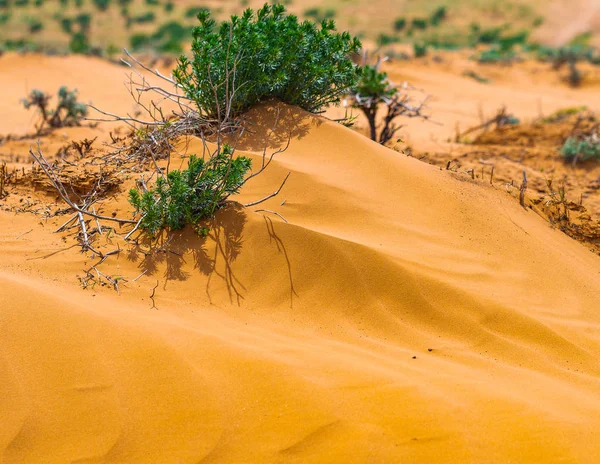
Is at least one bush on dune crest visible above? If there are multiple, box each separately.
[173,4,361,123]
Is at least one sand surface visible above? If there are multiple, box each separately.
[2,54,600,462]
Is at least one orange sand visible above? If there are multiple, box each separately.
[2,53,600,462]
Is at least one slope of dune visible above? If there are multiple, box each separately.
[3,54,600,462]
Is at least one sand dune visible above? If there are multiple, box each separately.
[2,54,600,462]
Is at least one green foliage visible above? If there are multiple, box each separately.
[27,17,44,33]
[128,147,252,236]
[131,21,188,53]
[185,6,208,19]
[15,0,30,6]
[429,6,447,26]
[164,1,174,12]
[476,46,516,64]
[411,18,428,30]
[76,12,91,31]
[21,86,87,131]
[34,0,44,6]
[413,41,427,57]
[0,13,10,24]
[69,31,90,53]
[561,136,600,162]
[129,11,155,24]
[174,4,361,121]
[377,33,399,46]
[303,7,335,22]
[145,0,159,5]
[60,17,73,33]
[353,64,395,101]
[0,0,8,7]
[393,17,406,31]
[92,0,111,11]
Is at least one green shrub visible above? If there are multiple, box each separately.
[130,33,150,50]
[0,0,8,7]
[0,13,10,24]
[413,42,427,57]
[15,0,30,6]
[76,13,91,31]
[377,33,399,46]
[21,86,87,131]
[393,17,406,31]
[70,31,90,53]
[34,0,45,6]
[476,47,516,64]
[185,6,208,19]
[60,17,73,33]
[27,17,44,33]
[165,1,174,12]
[411,18,428,30]
[128,147,252,236]
[130,12,155,24]
[561,135,600,163]
[303,7,335,22]
[93,0,111,11]
[174,4,361,122]
[145,0,159,5]
[429,6,447,26]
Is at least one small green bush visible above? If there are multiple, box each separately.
[70,31,90,53]
[0,13,10,24]
[145,0,159,5]
[411,18,428,30]
[393,17,406,31]
[21,86,87,131]
[60,17,73,33]
[413,42,427,57]
[0,0,9,7]
[128,147,252,236]
[561,135,600,163]
[15,0,30,6]
[130,11,155,24]
[93,0,111,11]
[165,1,174,12]
[27,17,44,33]
[174,4,361,122]
[76,12,91,31]
[429,6,447,26]
[185,6,208,19]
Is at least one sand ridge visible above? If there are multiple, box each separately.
[2,54,600,462]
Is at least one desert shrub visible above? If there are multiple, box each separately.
[130,33,150,50]
[0,13,10,24]
[377,34,399,46]
[15,0,30,6]
[130,12,155,24]
[34,0,44,6]
[93,0,111,11]
[76,12,91,31]
[70,31,90,53]
[538,45,592,87]
[185,6,208,18]
[21,86,87,132]
[118,0,132,4]
[476,47,516,64]
[561,135,600,163]
[393,17,406,31]
[145,0,159,5]
[165,1,174,12]
[128,147,252,236]
[0,0,8,7]
[303,7,335,22]
[349,60,429,144]
[173,4,361,122]
[27,17,44,33]
[429,6,447,26]
[413,42,427,57]
[411,18,428,29]
[60,17,73,33]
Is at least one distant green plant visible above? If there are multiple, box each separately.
[476,47,517,64]
[411,18,428,30]
[0,13,10,24]
[538,45,595,87]
[393,17,406,31]
[145,0,159,5]
[174,4,361,123]
[303,7,335,22]
[413,42,427,57]
[561,135,600,163]
[129,11,155,24]
[429,6,447,26]
[0,0,8,7]
[93,0,111,11]
[34,0,44,6]
[15,0,30,6]
[69,31,90,53]
[185,6,208,19]
[128,147,252,236]
[377,33,399,46]
[27,17,44,33]
[164,1,174,12]
[60,17,73,33]
[75,12,91,31]
[21,86,87,132]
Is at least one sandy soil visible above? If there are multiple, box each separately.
[2,53,600,462]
